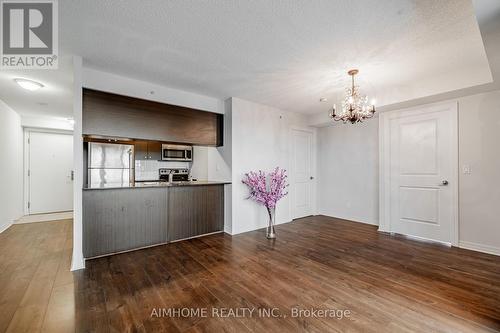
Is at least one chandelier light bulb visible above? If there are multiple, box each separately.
[329,104,337,117]
[371,98,377,106]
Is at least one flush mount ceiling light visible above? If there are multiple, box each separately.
[14,78,44,91]
[328,69,376,124]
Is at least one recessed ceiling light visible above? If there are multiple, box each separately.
[14,78,44,91]
[319,98,328,102]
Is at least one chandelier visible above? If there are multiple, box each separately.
[328,69,376,124]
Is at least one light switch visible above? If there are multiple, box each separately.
[462,165,471,174]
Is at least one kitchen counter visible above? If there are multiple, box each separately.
[83,182,227,258]
[83,180,231,190]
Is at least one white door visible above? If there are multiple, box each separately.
[292,129,313,219]
[28,131,74,214]
[381,102,457,244]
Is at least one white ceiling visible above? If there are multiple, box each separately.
[58,0,492,114]
[0,56,73,118]
[0,0,494,118]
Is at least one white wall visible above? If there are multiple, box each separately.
[71,56,85,271]
[228,97,315,235]
[0,100,24,233]
[83,67,223,113]
[457,90,500,254]
[220,99,233,234]
[316,89,500,254]
[317,120,379,225]
[21,114,74,131]
[190,146,209,180]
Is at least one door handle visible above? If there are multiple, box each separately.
[439,180,449,186]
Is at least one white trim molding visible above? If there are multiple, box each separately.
[320,213,378,226]
[459,241,500,256]
[16,211,73,224]
[71,56,85,272]
[0,221,13,234]
[379,100,459,246]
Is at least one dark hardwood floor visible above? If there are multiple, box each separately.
[1,216,500,332]
[0,219,74,333]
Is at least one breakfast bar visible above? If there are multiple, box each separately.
[83,182,229,258]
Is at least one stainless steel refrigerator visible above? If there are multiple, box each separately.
[88,142,134,188]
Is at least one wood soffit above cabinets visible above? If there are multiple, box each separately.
[82,88,223,147]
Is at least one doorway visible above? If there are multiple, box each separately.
[291,128,314,219]
[380,102,458,245]
[25,130,74,215]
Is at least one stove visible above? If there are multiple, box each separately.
[159,168,189,182]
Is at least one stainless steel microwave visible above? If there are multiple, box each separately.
[161,144,193,161]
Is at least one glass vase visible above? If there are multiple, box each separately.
[266,207,276,239]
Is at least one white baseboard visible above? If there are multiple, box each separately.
[0,221,13,234]
[319,212,379,226]
[70,254,85,271]
[15,211,73,224]
[398,233,451,247]
[459,241,500,256]
[230,218,294,236]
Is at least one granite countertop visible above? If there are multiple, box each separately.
[84,180,231,190]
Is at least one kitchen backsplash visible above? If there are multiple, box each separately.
[135,146,208,181]
[135,160,190,181]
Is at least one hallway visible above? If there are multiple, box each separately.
[0,220,74,332]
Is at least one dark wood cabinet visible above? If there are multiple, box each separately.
[134,141,149,160]
[83,187,168,258]
[148,142,162,160]
[83,89,223,146]
[167,185,224,241]
[135,141,162,160]
[82,185,225,258]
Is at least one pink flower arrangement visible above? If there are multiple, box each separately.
[242,167,289,209]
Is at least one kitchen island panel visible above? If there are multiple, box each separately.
[168,185,224,241]
[83,187,168,258]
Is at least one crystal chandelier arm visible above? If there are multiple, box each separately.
[351,73,355,95]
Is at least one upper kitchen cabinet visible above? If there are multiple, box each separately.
[82,89,223,146]
[147,142,162,160]
[135,141,162,160]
